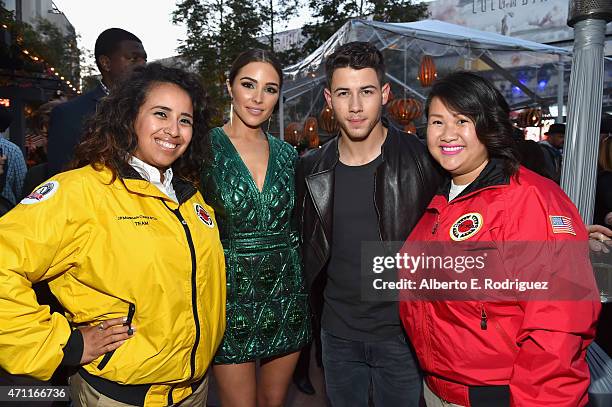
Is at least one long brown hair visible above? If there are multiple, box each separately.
[72,63,212,183]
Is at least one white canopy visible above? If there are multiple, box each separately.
[284,19,570,80]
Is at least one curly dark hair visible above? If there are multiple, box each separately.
[72,63,212,184]
[325,41,385,87]
[425,71,520,178]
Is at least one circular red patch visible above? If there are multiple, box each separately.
[198,207,210,222]
[194,203,214,227]
[458,220,474,233]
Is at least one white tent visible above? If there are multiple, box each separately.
[277,19,612,140]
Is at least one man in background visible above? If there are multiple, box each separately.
[539,122,565,183]
[47,28,146,175]
[0,107,27,212]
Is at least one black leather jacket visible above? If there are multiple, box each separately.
[295,124,443,326]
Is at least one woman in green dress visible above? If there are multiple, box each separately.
[200,49,310,406]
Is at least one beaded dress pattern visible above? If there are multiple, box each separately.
[202,127,311,364]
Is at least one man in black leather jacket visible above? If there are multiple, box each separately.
[295,42,442,406]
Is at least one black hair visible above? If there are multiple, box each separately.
[325,41,385,88]
[228,48,283,89]
[94,28,142,71]
[425,71,520,178]
[73,63,212,184]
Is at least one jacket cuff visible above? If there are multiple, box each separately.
[61,329,83,366]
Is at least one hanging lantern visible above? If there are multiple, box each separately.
[404,122,417,135]
[517,108,543,128]
[303,117,320,148]
[318,106,339,134]
[418,55,437,87]
[284,122,303,146]
[387,98,423,125]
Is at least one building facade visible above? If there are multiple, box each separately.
[3,0,74,36]
[427,0,611,55]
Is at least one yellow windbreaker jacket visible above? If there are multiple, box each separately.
[0,165,226,405]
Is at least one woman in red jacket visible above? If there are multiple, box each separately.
[398,72,601,407]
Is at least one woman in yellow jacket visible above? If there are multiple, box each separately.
[0,63,226,406]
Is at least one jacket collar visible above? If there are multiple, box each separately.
[117,163,197,204]
[309,117,401,173]
[430,158,510,210]
[304,118,400,244]
[87,83,107,103]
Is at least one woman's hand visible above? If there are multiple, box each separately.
[78,317,135,365]
[588,224,612,254]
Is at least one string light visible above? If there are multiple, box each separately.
[12,44,80,93]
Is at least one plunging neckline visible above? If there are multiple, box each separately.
[220,127,272,194]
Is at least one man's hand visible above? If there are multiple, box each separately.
[588,224,612,254]
[78,317,135,365]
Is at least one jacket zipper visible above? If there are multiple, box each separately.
[97,302,135,370]
[164,202,201,385]
[480,303,488,330]
[431,214,440,235]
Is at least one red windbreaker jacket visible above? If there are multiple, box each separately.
[399,160,601,406]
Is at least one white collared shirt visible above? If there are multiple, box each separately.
[128,156,178,202]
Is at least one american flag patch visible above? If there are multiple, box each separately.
[549,215,576,235]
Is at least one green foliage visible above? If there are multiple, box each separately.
[81,74,100,94]
[259,0,301,50]
[301,0,429,54]
[31,18,81,83]
[369,0,430,22]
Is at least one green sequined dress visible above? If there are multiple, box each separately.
[201,127,311,364]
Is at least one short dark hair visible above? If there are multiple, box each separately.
[94,28,142,71]
[546,123,565,135]
[228,48,283,89]
[73,63,212,184]
[425,71,520,178]
[325,42,385,87]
